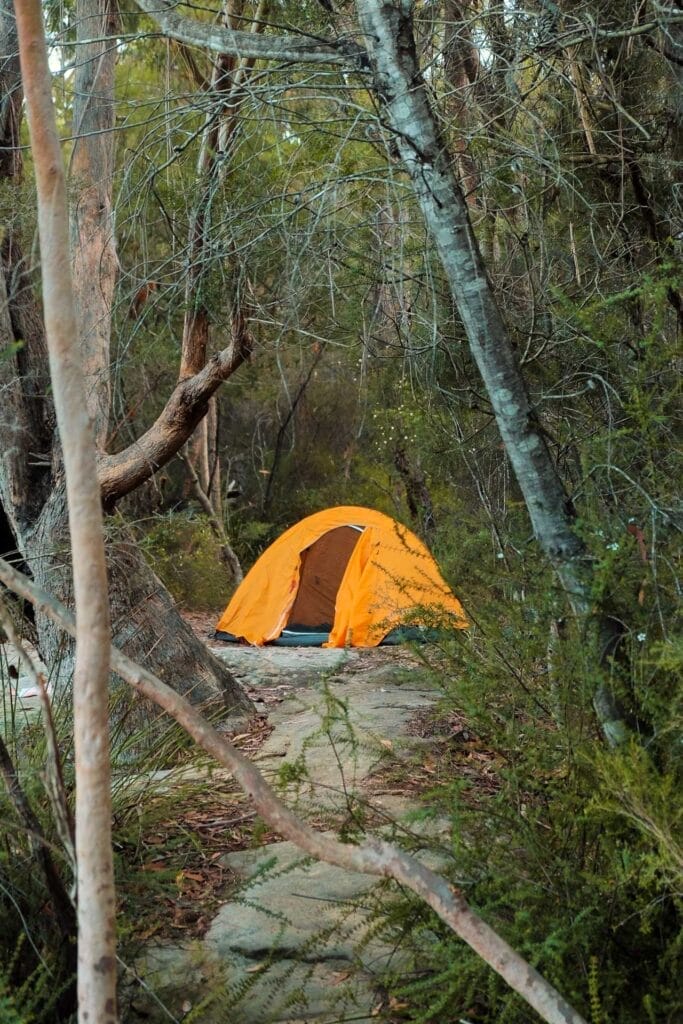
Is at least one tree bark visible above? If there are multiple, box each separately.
[0,2,54,532]
[443,0,480,204]
[356,1,584,589]
[179,1,261,545]
[354,0,626,744]
[135,0,367,68]
[26,489,251,734]
[69,0,119,445]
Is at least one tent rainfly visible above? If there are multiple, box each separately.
[215,506,468,648]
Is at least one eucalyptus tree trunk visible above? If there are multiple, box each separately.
[180,0,263,550]
[0,0,252,746]
[15,2,117,1018]
[356,1,585,590]
[355,0,626,744]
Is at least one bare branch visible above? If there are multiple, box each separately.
[0,553,589,1024]
[134,0,368,70]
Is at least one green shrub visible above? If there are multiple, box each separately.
[139,512,234,610]
[372,546,682,1023]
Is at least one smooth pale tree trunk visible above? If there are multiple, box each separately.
[14,2,117,1020]
[355,1,584,591]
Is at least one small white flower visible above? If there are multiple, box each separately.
[637,632,647,642]
[606,542,619,551]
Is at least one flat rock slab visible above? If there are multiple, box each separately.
[128,943,381,1024]
[210,839,385,962]
[128,839,402,1024]
[255,676,436,808]
[210,645,355,688]
[129,646,442,1023]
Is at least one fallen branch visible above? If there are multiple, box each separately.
[0,555,589,1024]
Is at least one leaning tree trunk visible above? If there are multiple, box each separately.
[27,490,251,741]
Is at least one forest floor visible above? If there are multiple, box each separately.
[0,621,496,1024]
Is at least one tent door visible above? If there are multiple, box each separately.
[287,526,362,630]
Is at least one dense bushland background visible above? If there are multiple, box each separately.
[1,1,681,1021]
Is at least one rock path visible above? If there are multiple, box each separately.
[127,644,449,1024]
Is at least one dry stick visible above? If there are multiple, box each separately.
[178,446,244,583]
[0,603,77,1014]
[14,5,117,1023]
[0,556,589,1024]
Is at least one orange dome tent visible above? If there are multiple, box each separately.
[215,506,467,647]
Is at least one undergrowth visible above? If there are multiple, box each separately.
[371,532,682,1024]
